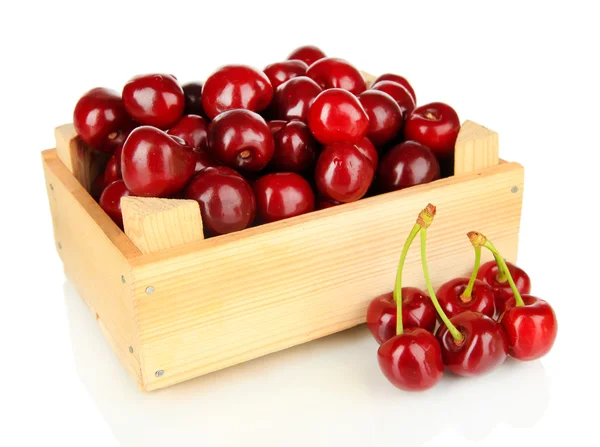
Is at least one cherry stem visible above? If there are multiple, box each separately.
[394,224,421,335]
[482,240,525,307]
[461,246,481,301]
[493,253,508,282]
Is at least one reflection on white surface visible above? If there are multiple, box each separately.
[64,281,550,447]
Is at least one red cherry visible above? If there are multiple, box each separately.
[378,328,444,391]
[287,45,326,66]
[367,288,437,344]
[99,180,131,228]
[264,60,309,89]
[404,102,460,158]
[208,109,274,172]
[104,144,124,185]
[315,141,374,202]
[308,89,369,145]
[168,114,208,151]
[121,126,196,197]
[316,196,341,210]
[267,120,288,135]
[184,166,256,235]
[181,82,206,117]
[377,141,440,193]
[355,136,378,169]
[373,73,416,103]
[254,172,315,223]
[272,76,323,122]
[122,74,185,129]
[370,81,416,117]
[436,277,496,319]
[90,175,107,202]
[477,260,532,315]
[193,149,218,174]
[499,295,557,361]
[201,65,273,120]
[73,87,134,153]
[437,311,508,377]
[270,121,318,173]
[306,57,366,95]
[358,90,404,147]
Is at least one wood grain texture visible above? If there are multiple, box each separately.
[122,197,204,255]
[360,70,377,88]
[454,120,500,175]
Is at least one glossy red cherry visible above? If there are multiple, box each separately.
[404,102,461,158]
[122,74,185,129]
[254,173,315,223]
[192,149,218,174]
[208,109,274,172]
[104,144,124,184]
[90,175,107,202]
[184,166,256,235]
[355,137,378,169]
[373,73,416,103]
[308,89,369,145]
[437,311,508,377]
[378,328,444,391]
[201,65,273,120]
[168,114,208,151]
[99,180,131,228]
[358,90,403,147]
[316,197,341,210]
[377,141,440,193]
[477,260,532,315]
[270,121,318,173]
[272,76,322,122]
[121,126,195,197]
[370,81,416,117]
[181,81,205,117]
[267,120,288,135]
[436,277,496,319]
[306,57,366,95]
[499,295,557,361]
[287,45,326,66]
[367,288,437,344]
[315,141,374,202]
[264,60,308,89]
[73,87,134,153]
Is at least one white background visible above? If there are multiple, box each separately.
[1,1,599,446]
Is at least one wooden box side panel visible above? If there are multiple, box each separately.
[132,162,524,391]
[42,150,143,386]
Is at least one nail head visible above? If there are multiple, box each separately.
[129,346,133,354]
[145,286,155,294]
[121,275,126,284]
[57,242,62,249]
[511,186,519,193]
[155,370,164,377]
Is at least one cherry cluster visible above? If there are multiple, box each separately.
[73,45,460,235]
[367,204,558,391]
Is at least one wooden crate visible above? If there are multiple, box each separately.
[42,119,524,391]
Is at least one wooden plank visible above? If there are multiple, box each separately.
[131,161,524,391]
[122,197,204,255]
[454,120,500,175]
[360,70,377,88]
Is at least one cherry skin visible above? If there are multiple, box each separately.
[377,141,440,193]
[272,76,322,122]
[270,120,318,173]
[315,141,374,202]
[181,81,205,117]
[499,295,558,361]
[254,172,315,223]
[373,73,416,103]
[192,149,218,174]
[99,180,131,228]
[436,311,508,377]
[104,144,124,184]
[184,166,256,235]
[366,288,437,345]
[208,109,275,172]
[404,102,461,158]
[306,57,366,95]
[436,277,496,319]
[168,114,208,151]
[122,74,185,129]
[316,197,342,210]
[73,87,134,153]
[121,126,196,197]
[377,328,444,391]
[477,260,532,315]
[267,120,288,135]
[264,60,308,89]
[201,65,273,120]
[358,90,404,147]
[287,45,326,66]
[90,175,107,202]
[370,81,416,117]
[308,88,369,145]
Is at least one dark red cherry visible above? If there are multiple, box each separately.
[404,102,461,158]
[358,90,404,147]
[264,60,309,89]
[377,141,440,193]
[254,172,315,223]
[193,149,218,174]
[316,196,342,210]
[122,74,185,129]
[73,87,134,153]
[208,109,274,172]
[184,166,256,235]
[355,137,378,169]
[477,260,532,316]
[306,57,366,95]
[371,81,416,117]
[287,45,326,66]
[267,120,288,135]
[201,65,273,120]
[272,76,323,122]
[168,114,208,151]
[90,175,107,202]
[181,81,206,117]
[99,180,131,228]
[436,277,496,319]
[104,144,124,184]
[271,121,318,173]
[373,73,416,103]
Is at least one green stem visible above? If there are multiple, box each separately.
[420,229,463,342]
[483,241,525,307]
[493,253,508,282]
[394,224,421,335]
[461,246,481,300]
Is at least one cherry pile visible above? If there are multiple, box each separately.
[367,204,558,391]
[74,45,460,235]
